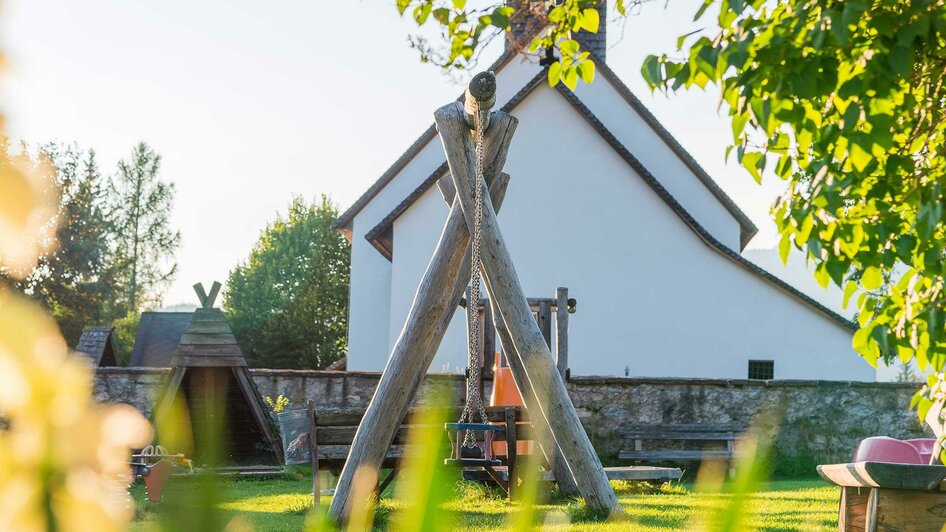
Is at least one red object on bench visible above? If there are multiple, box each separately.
[142,460,173,502]
[853,436,937,465]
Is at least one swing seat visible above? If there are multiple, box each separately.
[444,423,503,467]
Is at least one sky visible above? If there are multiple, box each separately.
[2,0,792,307]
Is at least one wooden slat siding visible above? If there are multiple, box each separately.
[182,322,233,334]
[232,367,285,464]
[178,333,240,345]
[555,287,568,379]
[172,356,249,368]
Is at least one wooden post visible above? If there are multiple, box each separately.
[490,302,580,497]
[555,287,569,380]
[326,115,517,522]
[435,99,619,513]
[483,302,496,381]
[308,401,319,507]
[538,300,552,348]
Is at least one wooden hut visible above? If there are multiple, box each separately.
[75,326,118,366]
[154,282,283,465]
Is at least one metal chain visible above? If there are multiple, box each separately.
[460,106,491,447]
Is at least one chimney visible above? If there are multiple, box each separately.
[506,1,607,62]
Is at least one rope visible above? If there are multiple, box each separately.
[459,105,491,447]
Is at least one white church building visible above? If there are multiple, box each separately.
[333,16,874,382]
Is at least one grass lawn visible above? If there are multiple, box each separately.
[130,474,839,531]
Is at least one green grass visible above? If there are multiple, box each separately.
[130,475,839,531]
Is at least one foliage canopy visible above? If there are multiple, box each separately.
[226,195,350,369]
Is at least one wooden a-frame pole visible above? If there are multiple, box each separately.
[435,99,620,514]
[327,116,517,522]
[437,177,580,496]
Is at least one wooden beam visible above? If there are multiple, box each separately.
[435,101,619,513]
[555,287,569,380]
[327,113,517,522]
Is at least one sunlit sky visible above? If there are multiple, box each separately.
[3,0,791,307]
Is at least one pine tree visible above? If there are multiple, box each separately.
[112,142,180,311]
[17,145,125,345]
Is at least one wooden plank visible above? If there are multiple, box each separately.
[505,407,517,498]
[308,401,319,508]
[537,300,552,349]
[868,488,946,530]
[619,450,739,460]
[313,406,527,427]
[625,423,747,431]
[181,322,233,335]
[326,112,519,523]
[817,462,946,491]
[436,100,618,513]
[178,333,239,345]
[232,367,284,464]
[623,431,746,441]
[466,466,683,483]
[555,287,568,379]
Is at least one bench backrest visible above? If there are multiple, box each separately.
[626,424,747,442]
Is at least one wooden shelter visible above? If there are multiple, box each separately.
[75,326,118,366]
[154,282,283,465]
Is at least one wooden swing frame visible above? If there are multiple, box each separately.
[327,72,620,522]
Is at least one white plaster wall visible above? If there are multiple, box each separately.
[572,73,744,251]
[386,83,873,381]
[345,58,545,371]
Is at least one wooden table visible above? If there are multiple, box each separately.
[818,461,946,531]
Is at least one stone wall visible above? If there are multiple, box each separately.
[95,368,925,472]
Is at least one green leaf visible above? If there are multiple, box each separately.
[887,46,912,76]
[548,62,562,87]
[848,142,872,172]
[862,266,883,291]
[576,60,595,84]
[580,8,600,33]
[778,234,791,264]
[741,151,764,184]
[452,0,466,9]
[641,55,662,88]
[563,65,579,90]
[560,39,580,57]
[397,0,410,15]
[843,280,858,308]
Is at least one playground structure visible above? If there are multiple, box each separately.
[327,72,621,521]
[153,282,283,466]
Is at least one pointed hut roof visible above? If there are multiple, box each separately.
[169,282,248,368]
[75,326,118,366]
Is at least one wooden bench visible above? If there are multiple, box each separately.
[312,405,528,496]
[618,423,746,475]
[312,405,682,495]
[818,461,946,530]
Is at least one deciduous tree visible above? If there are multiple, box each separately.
[225,195,350,369]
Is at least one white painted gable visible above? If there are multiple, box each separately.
[341,56,872,381]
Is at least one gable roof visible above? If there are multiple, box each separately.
[129,311,192,367]
[358,66,854,333]
[333,52,758,249]
[75,326,118,366]
[170,306,248,368]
